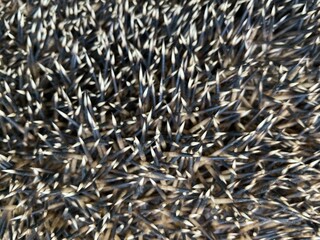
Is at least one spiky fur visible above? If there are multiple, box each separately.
[0,0,320,239]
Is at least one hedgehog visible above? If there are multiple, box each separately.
[0,0,320,239]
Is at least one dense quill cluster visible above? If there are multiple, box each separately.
[0,0,320,239]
